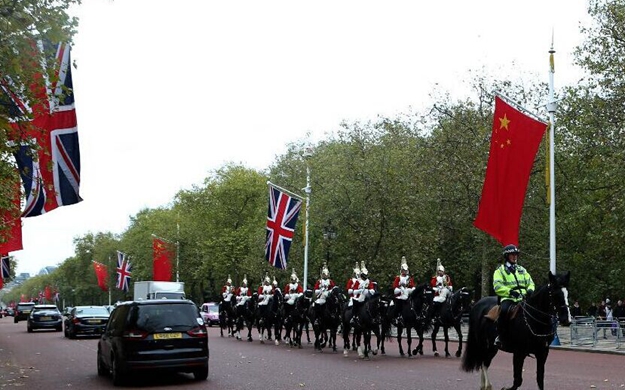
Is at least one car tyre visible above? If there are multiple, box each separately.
[27,324,33,333]
[14,317,18,324]
[111,355,125,386]
[97,349,107,377]
[193,363,209,381]
[55,326,62,332]
[69,328,76,339]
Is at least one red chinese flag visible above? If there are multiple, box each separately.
[92,261,109,292]
[153,238,173,282]
[474,96,547,246]
[0,181,23,254]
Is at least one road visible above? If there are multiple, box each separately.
[1,316,625,389]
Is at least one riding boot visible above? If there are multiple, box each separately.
[495,300,512,351]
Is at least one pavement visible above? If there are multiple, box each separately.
[425,323,625,355]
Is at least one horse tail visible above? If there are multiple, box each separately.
[461,296,496,372]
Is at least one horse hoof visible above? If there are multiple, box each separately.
[260,340,265,344]
[434,351,439,357]
[275,340,279,346]
[343,350,349,357]
[247,337,253,342]
[455,351,462,358]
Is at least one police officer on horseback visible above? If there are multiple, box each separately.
[493,244,535,350]
[391,256,415,326]
[313,263,336,325]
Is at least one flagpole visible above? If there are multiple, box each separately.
[176,213,180,283]
[302,147,312,291]
[268,181,305,201]
[547,39,557,274]
[108,256,112,306]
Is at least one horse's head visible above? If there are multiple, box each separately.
[452,287,472,314]
[548,271,571,326]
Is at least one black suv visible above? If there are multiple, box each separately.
[14,302,36,323]
[97,300,209,385]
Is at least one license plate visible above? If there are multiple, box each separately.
[40,316,52,321]
[154,333,182,340]
[87,320,101,324]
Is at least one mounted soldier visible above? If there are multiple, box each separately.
[258,273,274,308]
[430,258,453,319]
[284,269,303,310]
[346,262,360,308]
[235,275,252,307]
[351,261,375,326]
[391,256,415,326]
[312,263,336,325]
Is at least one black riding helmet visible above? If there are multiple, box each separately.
[502,244,520,261]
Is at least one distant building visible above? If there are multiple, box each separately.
[38,266,57,276]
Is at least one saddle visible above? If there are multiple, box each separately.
[484,304,520,322]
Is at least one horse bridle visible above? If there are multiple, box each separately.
[520,283,566,338]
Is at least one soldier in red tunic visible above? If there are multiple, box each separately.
[346,262,360,308]
[391,256,415,326]
[430,259,453,319]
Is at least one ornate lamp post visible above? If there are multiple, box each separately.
[322,222,337,266]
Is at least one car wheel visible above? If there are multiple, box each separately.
[69,328,76,339]
[193,363,209,381]
[111,355,125,386]
[27,325,33,333]
[208,322,213,327]
[13,317,18,324]
[64,326,68,337]
[56,326,62,332]
[97,349,107,377]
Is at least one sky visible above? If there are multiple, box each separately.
[13,0,592,276]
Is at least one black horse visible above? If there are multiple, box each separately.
[394,283,433,357]
[461,271,571,390]
[256,289,283,344]
[234,294,258,342]
[345,293,383,360]
[310,286,343,352]
[282,290,312,348]
[219,298,236,338]
[430,286,471,358]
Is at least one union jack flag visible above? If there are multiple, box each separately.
[265,184,302,270]
[2,42,81,217]
[116,251,132,293]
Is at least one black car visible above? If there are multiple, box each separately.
[64,306,110,338]
[14,302,36,323]
[27,305,63,332]
[97,299,209,386]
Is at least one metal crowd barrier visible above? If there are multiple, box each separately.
[569,316,623,349]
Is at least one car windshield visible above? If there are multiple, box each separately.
[129,303,199,332]
[18,304,34,310]
[208,306,218,313]
[75,307,109,316]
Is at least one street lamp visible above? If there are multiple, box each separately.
[322,222,337,265]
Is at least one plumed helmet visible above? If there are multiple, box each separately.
[353,262,360,277]
[264,273,271,284]
[272,276,278,286]
[502,244,520,259]
[436,258,444,273]
[291,269,299,282]
[321,262,330,278]
[360,261,368,277]
[242,275,248,285]
[400,256,409,272]
[227,274,232,284]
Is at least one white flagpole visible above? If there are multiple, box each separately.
[302,147,312,291]
[547,38,557,274]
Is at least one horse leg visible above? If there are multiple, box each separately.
[431,324,439,356]
[407,326,413,357]
[535,348,548,390]
[454,323,463,358]
[397,327,405,357]
[443,326,451,358]
[480,364,493,390]
[343,322,351,356]
[503,352,525,390]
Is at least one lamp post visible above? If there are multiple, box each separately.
[302,146,312,291]
[322,222,337,266]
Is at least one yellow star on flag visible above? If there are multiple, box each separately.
[499,114,510,130]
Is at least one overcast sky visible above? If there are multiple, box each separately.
[14,0,591,276]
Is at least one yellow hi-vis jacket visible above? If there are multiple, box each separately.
[493,264,535,303]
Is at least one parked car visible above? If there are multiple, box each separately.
[27,305,63,332]
[6,307,15,317]
[64,306,110,338]
[14,302,36,323]
[97,299,209,385]
[200,302,219,327]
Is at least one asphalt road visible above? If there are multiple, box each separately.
[1,316,625,389]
